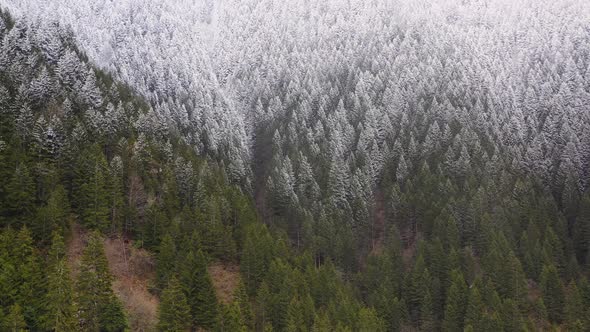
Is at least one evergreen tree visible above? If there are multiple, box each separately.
[540,263,565,324]
[180,250,218,330]
[574,194,590,265]
[76,231,127,331]
[41,232,76,331]
[4,304,27,332]
[157,277,191,332]
[442,270,467,332]
[156,233,177,290]
[357,307,385,332]
[34,185,70,243]
[464,284,484,331]
[219,301,247,332]
[4,163,35,226]
[234,280,253,329]
[76,148,110,231]
[565,281,585,330]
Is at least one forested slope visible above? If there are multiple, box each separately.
[1,0,590,331]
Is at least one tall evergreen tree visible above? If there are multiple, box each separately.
[157,277,191,332]
[540,263,565,324]
[180,250,218,330]
[76,231,127,331]
[442,270,467,332]
[41,232,76,331]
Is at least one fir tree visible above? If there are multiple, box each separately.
[76,231,127,331]
[442,270,467,332]
[41,232,76,331]
[4,304,27,332]
[180,250,218,330]
[540,263,565,324]
[156,233,177,290]
[157,277,191,332]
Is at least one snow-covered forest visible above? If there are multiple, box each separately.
[1,0,590,330]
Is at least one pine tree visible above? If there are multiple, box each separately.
[286,296,305,332]
[574,194,590,265]
[540,263,565,324]
[219,301,247,332]
[34,185,70,243]
[312,311,331,332]
[14,227,45,330]
[4,304,27,332]
[464,284,484,331]
[180,250,218,330]
[357,307,385,332]
[157,277,191,332]
[76,147,110,231]
[565,281,585,330]
[234,280,253,329]
[4,163,35,226]
[442,270,467,332]
[76,231,127,331]
[41,232,76,331]
[156,233,177,290]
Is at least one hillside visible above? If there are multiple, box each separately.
[0,1,590,331]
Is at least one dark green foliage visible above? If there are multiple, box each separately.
[4,163,35,227]
[75,146,110,232]
[4,304,27,332]
[34,185,70,243]
[156,233,177,290]
[157,277,191,332]
[357,307,385,332]
[76,231,127,332]
[241,223,275,295]
[219,301,247,332]
[442,270,467,332]
[540,264,565,324]
[41,232,76,331]
[180,250,218,330]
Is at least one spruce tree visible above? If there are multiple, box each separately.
[442,269,467,332]
[76,147,110,231]
[76,231,127,331]
[4,304,27,332]
[157,277,191,332]
[41,232,76,331]
[540,263,565,324]
[357,307,385,332]
[234,280,253,329]
[565,281,585,330]
[180,250,218,330]
[219,301,247,332]
[156,233,177,290]
[14,227,45,329]
[4,163,35,226]
[464,284,484,331]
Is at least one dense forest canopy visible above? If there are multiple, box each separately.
[0,0,589,331]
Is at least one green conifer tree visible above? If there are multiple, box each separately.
[157,277,191,332]
[357,307,385,332]
[540,263,565,324]
[4,304,27,332]
[76,148,110,231]
[76,231,127,331]
[442,270,467,332]
[180,250,218,330]
[156,233,177,290]
[41,232,76,331]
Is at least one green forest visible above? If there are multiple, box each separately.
[1,2,590,332]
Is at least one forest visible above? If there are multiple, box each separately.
[0,0,590,331]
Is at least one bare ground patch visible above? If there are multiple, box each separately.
[104,237,159,332]
[209,263,241,305]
